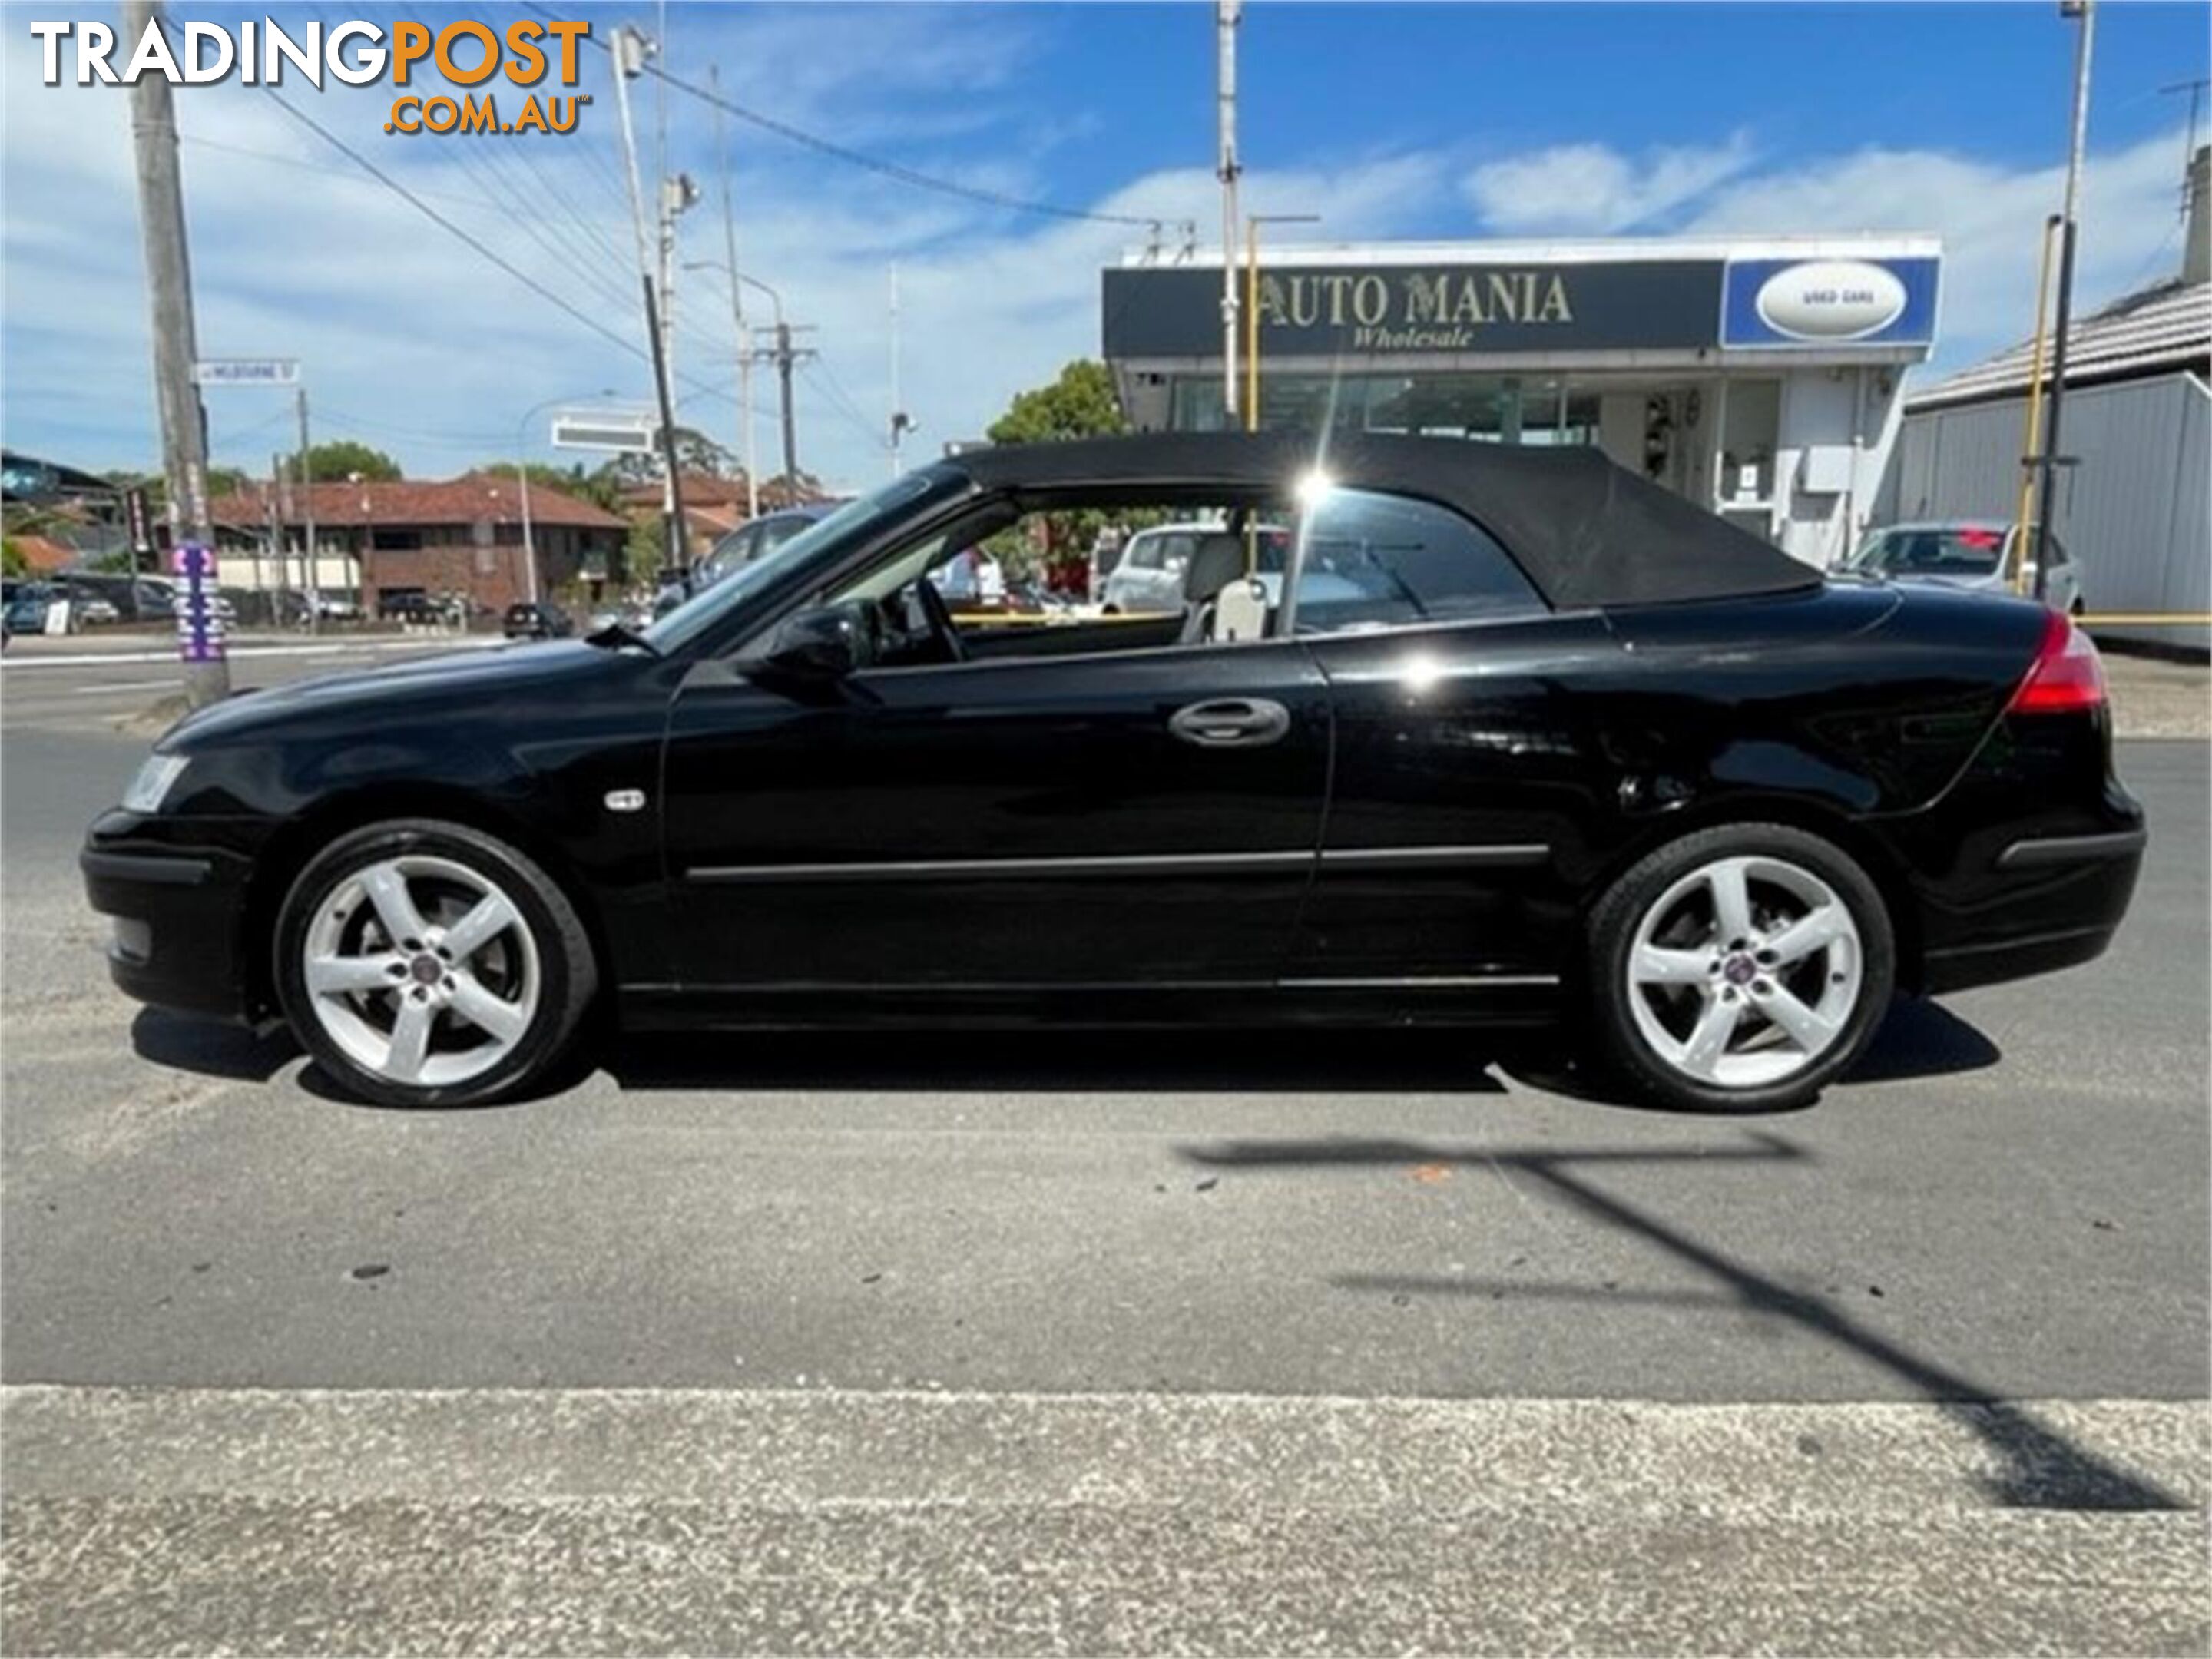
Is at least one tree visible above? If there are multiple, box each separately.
[609,428,735,486]
[624,512,665,591]
[1,538,30,578]
[477,460,604,502]
[986,360,1130,578]
[986,359,1126,446]
[293,442,402,482]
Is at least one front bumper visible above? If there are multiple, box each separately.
[80,813,257,1021]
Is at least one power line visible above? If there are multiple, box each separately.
[529,1,1157,227]
[260,85,698,392]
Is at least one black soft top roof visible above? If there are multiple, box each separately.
[952,431,1817,611]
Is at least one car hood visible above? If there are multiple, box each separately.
[160,639,619,750]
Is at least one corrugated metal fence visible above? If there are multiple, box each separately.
[1880,371,2209,651]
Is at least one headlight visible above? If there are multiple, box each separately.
[121,753,190,815]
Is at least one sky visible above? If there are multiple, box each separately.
[3,0,2207,494]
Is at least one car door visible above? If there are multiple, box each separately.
[1281,486,1618,988]
[658,627,1333,993]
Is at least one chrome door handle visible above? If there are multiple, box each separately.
[1168,697,1291,748]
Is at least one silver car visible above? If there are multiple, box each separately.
[1097,522,1210,614]
[1844,521,2085,614]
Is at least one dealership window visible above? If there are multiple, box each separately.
[1172,373,1601,447]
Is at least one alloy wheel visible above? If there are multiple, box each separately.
[1624,853,1863,1090]
[300,854,541,1088]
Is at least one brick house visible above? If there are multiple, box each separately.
[207,473,628,613]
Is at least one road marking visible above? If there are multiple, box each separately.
[67,680,178,696]
[2,638,502,671]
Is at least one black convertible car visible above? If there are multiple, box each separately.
[82,433,2143,1111]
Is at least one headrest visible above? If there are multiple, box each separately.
[1182,532,1249,604]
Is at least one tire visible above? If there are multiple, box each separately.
[273,818,598,1108]
[1585,823,1895,1113]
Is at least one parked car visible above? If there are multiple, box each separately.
[1843,521,2085,614]
[502,601,573,641]
[5,583,52,635]
[701,506,837,587]
[378,591,440,624]
[283,590,362,625]
[84,432,2142,1114]
[1096,521,1210,614]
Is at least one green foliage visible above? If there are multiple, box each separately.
[985,359,1126,446]
[985,359,1131,571]
[99,467,249,506]
[1,538,29,578]
[609,428,736,486]
[476,460,618,509]
[624,512,665,588]
[293,442,402,482]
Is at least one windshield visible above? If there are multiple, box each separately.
[1847,525,2009,579]
[642,467,969,653]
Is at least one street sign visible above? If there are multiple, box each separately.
[170,541,227,664]
[192,358,300,387]
[551,408,656,454]
[124,486,154,559]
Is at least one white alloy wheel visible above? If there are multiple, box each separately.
[300,853,542,1089]
[1624,853,1863,1091]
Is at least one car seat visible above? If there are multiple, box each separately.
[1179,531,1262,644]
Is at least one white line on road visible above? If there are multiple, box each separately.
[2,638,501,671]
[67,680,179,696]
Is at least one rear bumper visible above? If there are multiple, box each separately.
[80,817,256,1022]
[1913,820,2145,995]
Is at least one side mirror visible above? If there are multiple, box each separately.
[755,603,864,683]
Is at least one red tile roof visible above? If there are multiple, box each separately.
[619,472,750,510]
[5,533,77,573]
[206,475,625,532]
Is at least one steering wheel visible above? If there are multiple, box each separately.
[910,574,966,664]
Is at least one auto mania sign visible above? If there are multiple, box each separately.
[1102,253,1939,359]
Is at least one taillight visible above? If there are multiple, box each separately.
[2008,608,2107,714]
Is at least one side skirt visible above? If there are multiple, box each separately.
[615,978,1565,1032]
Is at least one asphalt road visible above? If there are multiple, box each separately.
[2,649,2206,1653]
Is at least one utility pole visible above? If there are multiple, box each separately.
[888,263,914,476]
[124,0,227,706]
[270,449,293,620]
[610,22,690,581]
[657,173,697,416]
[750,320,816,491]
[2034,0,2096,602]
[708,65,759,520]
[294,386,318,633]
[1216,0,1242,427]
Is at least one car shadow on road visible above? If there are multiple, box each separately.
[130,994,2003,1110]
[129,1008,300,1081]
[601,1027,1518,1096]
[1174,1128,2183,1514]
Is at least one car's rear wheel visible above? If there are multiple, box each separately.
[273,819,597,1108]
[1587,823,1894,1112]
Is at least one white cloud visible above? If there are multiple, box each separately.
[2,0,2192,493]
[1463,133,1757,233]
[1674,131,2190,371]
[0,8,1450,492]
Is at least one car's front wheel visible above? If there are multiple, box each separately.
[273,819,598,1108]
[1587,823,1895,1112]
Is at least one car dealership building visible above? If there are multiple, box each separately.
[1101,234,1941,570]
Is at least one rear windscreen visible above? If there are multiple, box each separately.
[1851,527,2007,578]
